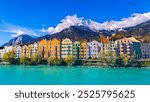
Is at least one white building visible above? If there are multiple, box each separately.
[15,45,22,58]
[141,43,150,58]
[0,47,4,59]
[87,40,103,59]
[0,46,14,59]
[3,46,13,53]
[33,42,38,55]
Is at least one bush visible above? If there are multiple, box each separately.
[2,51,16,64]
[20,56,29,65]
[48,57,61,65]
[143,60,150,67]
[120,54,131,66]
[64,56,76,66]
[31,54,42,65]
[98,51,118,66]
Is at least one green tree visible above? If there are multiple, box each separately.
[98,51,118,66]
[64,56,76,66]
[2,51,16,64]
[120,54,131,66]
[31,54,42,65]
[20,56,29,65]
[48,57,61,65]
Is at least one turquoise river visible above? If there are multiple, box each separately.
[0,65,150,85]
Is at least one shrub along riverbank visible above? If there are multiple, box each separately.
[0,51,150,67]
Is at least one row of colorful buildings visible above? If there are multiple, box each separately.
[0,37,150,60]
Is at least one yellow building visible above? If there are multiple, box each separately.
[50,39,61,59]
[38,39,50,59]
[21,45,29,57]
[28,44,34,58]
[81,41,88,59]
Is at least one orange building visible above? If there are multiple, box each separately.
[38,39,50,59]
[50,39,61,59]
[81,41,88,59]
[100,36,110,43]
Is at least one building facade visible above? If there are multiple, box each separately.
[15,45,22,58]
[0,47,4,59]
[81,41,88,59]
[72,41,81,59]
[115,37,141,59]
[28,44,34,58]
[38,39,49,59]
[61,38,73,58]
[102,41,116,52]
[87,40,103,59]
[50,39,61,59]
[21,45,29,57]
[4,46,13,53]
[141,43,150,59]
[33,42,38,56]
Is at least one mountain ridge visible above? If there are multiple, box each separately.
[2,20,150,47]
[2,35,34,47]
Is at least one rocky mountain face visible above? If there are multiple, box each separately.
[29,26,103,44]
[51,26,102,41]
[115,20,150,36]
[3,35,34,46]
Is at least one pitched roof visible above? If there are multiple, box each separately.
[128,37,140,42]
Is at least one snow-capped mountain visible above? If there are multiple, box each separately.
[2,19,150,47]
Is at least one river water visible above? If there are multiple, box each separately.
[0,65,150,85]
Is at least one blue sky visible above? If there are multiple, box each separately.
[0,0,150,45]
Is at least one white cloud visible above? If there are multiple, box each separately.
[0,21,40,37]
[42,15,83,34]
[43,12,150,34]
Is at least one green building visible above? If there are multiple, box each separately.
[133,42,142,59]
[72,41,81,59]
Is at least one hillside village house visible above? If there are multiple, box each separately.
[73,41,81,59]
[115,37,142,59]
[61,38,73,58]
[50,39,61,59]
[141,43,150,58]
[81,41,88,59]
[87,40,103,59]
